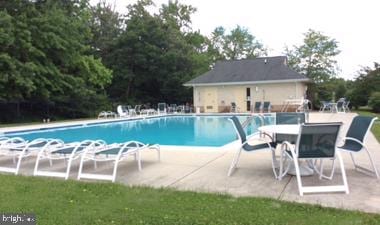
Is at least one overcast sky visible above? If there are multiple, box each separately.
[91,0,380,80]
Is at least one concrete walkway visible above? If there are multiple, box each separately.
[1,113,379,213]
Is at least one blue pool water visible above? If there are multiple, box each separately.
[6,115,274,147]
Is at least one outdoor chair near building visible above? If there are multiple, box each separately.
[77,141,160,183]
[34,140,105,180]
[253,102,262,113]
[338,116,379,178]
[230,102,239,113]
[227,116,278,178]
[278,122,349,196]
[262,101,271,113]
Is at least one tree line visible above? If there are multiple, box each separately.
[0,0,378,123]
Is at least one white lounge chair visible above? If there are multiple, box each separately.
[78,141,160,182]
[34,139,106,179]
[0,138,61,175]
[117,105,129,117]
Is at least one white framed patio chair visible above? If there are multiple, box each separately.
[117,105,129,117]
[319,101,331,112]
[227,116,278,178]
[34,139,106,179]
[253,102,262,114]
[262,101,271,113]
[336,100,346,113]
[78,141,160,182]
[338,116,379,178]
[157,103,167,114]
[0,138,61,175]
[343,101,351,113]
[278,122,349,196]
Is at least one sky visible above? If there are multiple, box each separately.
[90,0,380,80]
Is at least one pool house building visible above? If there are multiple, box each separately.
[184,56,310,113]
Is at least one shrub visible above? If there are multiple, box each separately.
[369,92,380,113]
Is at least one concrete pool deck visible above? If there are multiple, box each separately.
[1,112,379,213]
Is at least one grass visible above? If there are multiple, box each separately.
[0,117,95,128]
[354,109,380,142]
[0,175,379,225]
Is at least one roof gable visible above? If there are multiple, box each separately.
[185,56,309,86]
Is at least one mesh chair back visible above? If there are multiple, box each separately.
[263,102,270,110]
[346,116,376,143]
[158,103,166,111]
[296,123,342,159]
[337,101,344,109]
[254,102,261,112]
[276,112,305,124]
[275,112,305,144]
[229,116,246,143]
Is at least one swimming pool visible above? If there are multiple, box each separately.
[5,115,274,147]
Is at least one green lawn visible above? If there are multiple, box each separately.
[0,175,379,225]
[0,117,95,128]
[354,110,380,142]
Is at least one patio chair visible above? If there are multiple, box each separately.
[135,105,142,115]
[34,140,106,180]
[338,116,379,178]
[227,116,278,178]
[273,112,306,147]
[78,141,160,182]
[157,103,167,114]
[343,101,351,113]
[262,101,271,113]
[230,102,239,113]
[0,138,61,175]
[117,105,129,117]
[279,122,349,196]
[253,102,262,113]
[319,101,331,112]
[127,105,136,116]
[336,100,346,113]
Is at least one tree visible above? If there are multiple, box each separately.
[348,63,380,109]
[285,29,341,106]
[106,0,211,105]
[285,29,340,83]
[208,25,266,60]
[0,0,112,121]
[89,0,122,60]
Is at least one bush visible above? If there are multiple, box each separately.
[369,92,380,113]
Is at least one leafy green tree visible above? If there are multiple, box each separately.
[209,25,266,60]
[285,29,341,107]
[106,0,210,105]
[89,0,122,60]
[285,29,340,83]
[0,0,112,121]
[348,63,380,109]
[369,92,380,113]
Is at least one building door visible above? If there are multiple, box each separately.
[246,87,251,111]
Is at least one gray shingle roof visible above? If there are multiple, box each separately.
[184,56,309,86]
